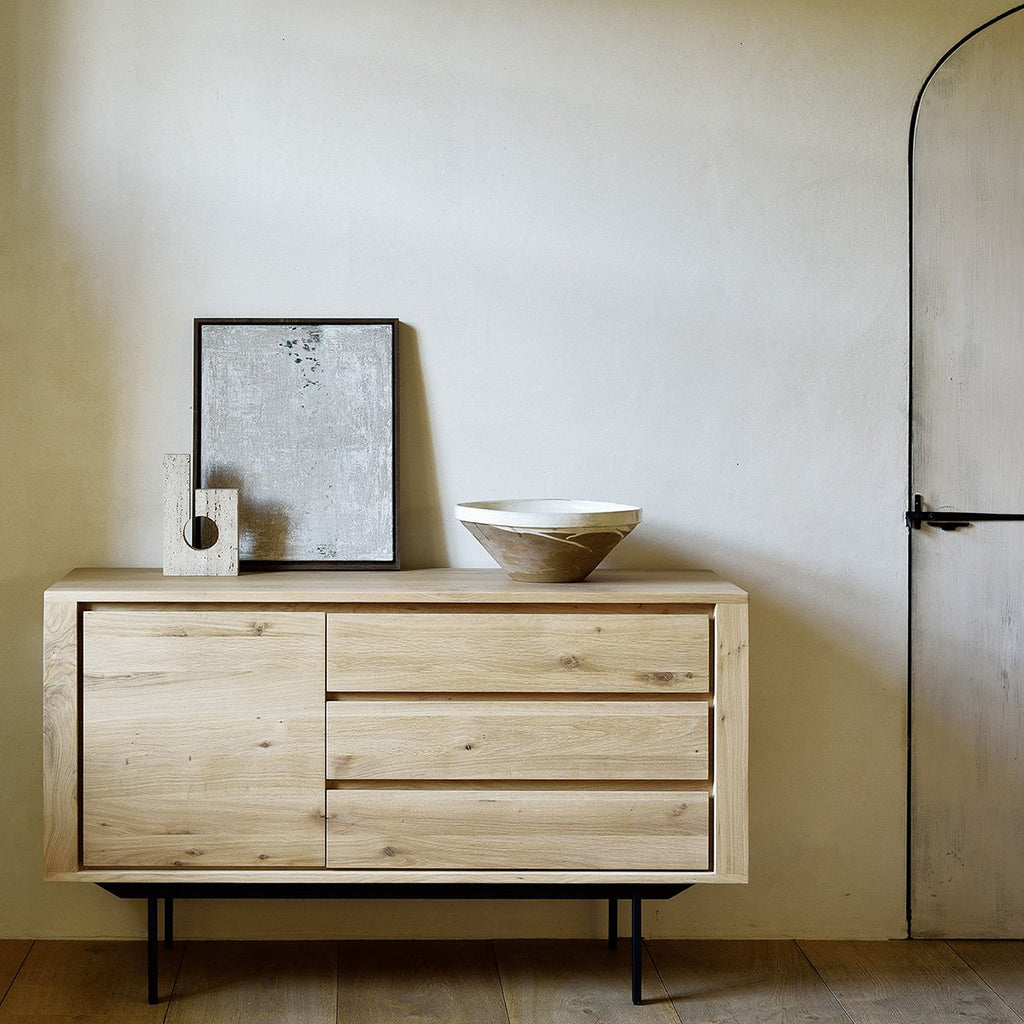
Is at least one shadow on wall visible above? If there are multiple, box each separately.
[397,323,448,569]
[608,534,699,571]
[1,3,124,934]
[600,526,909,937]
[675,534,907,938]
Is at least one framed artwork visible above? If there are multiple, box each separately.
[193,318,399,569]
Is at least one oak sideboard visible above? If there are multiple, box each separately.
[43,567,748,1002]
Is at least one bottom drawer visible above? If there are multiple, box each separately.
[326,788,709,871]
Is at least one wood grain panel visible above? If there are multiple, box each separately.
[649,939,848,1023]
[336,940,508,1024]
[494,940,677,1022]
[82,610,325,868]
[328,611,709,693]
[166,942,336,1024]
[327,788,709,870]
[48,566,748,605]
[327,699,709,780]
[714,602,749,881]
[57,866,725,885]
[799,940,1020,1024]
[42,595,79,877]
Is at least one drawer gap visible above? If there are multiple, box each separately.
[327,603,716,616]
[325,780,712,792]
[325,691,711,702]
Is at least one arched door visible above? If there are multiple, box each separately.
[911,5,1024,937]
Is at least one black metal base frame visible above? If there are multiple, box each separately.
[100,882,692,1006]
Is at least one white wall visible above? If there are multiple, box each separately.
[0,0,1010,940]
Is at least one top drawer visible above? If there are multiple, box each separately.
[327,610,709,693]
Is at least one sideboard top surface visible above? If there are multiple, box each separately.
[45,567,747,605]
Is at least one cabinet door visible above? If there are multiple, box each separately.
[82,610,325,868]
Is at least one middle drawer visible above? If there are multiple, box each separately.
[326,699,709,781]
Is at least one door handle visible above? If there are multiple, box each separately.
[906,494,1024,530]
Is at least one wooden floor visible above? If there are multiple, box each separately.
[3,937,1024,1022]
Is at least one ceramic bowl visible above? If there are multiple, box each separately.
[455,499,642,583]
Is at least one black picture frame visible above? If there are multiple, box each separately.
[193,318,399,570]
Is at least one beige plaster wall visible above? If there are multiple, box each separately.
[0,0,1009,940]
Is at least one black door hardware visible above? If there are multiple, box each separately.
[906,494,1024,531]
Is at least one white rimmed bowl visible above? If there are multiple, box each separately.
[455,499,642,582]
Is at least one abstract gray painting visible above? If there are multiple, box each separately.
[195,319,397,566]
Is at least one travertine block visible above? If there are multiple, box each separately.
[162,453,238,576]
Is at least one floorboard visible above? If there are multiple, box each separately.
[337,940,508,1024]
[0,940,182,1022]
[799,939,1021,1024]
[494,940,679,1024]
[0,944,32,1004]
[648,939,855,1023]
[165,941,336,1024]
[949,941,1024,1018]
[5,939,1024,1022]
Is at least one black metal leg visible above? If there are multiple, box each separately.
[147,897,158,1004]
[100,883,693,1006]
[631,896,642,1005]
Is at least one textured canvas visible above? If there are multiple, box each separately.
[195,320,397,565]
